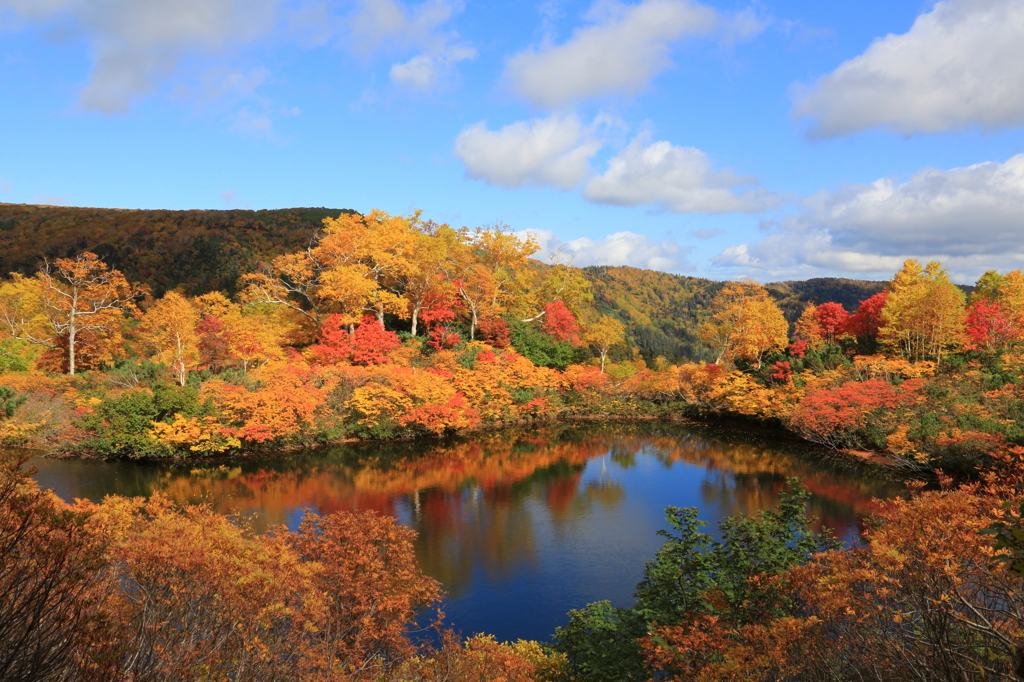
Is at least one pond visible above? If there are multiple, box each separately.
[26,420,905,644]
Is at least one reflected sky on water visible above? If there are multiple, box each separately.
[25,421,905,643]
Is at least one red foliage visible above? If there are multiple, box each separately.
[348,316,401,365]
[788,339,808,358]
[789,378,924,449]
[814,302,849,343]
[770,360,793,383]
[964,299,1019,351]
[197,316,231,371]
[477,317,511,348]
[420,278,465,328]
[427,325,461,351]
[308,313,351,364]
[842,292,888,340]
[542,300,580,344]
[310,314,400,365]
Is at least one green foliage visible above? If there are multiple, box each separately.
[552,601,647,682]
[509,322,584,370]
[552,482,839,681]
[982,499,1024,577]
[0,387,25,419]
[79,382,209,458]
[0,339,32,373]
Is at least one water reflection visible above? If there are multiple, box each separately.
[26,421,905,643]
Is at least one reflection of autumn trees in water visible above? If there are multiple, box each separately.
[71,424,900,595]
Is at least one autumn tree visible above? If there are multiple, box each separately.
[0,253,145,375]
[137,291,200,386]
[814,301,849,345]
[242,209,419,331]
[583,315,626,373]
[403,222,459,337]
[843,291,888,341]
[964,299,1019,352]
[699,281,788,368]
[879,259,965,363]
[541,300,581,344]
[445,225,538,340]
[792,304,824,349]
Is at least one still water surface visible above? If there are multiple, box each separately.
[29,421,904,643]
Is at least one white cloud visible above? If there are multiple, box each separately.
[389,44,475,91]
[0,0,282,113]
[454,114,604,189]
[0,178,11,193]
[583,136,780,213]
[347,0,474,93]
[348,0,457,56]
[503,0,717,108]
[793,0,1024,136]
[714,154,1024,280]
[524,228,693,271]
[456,119,776,214]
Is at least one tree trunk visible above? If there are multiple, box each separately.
[68,326,76,376]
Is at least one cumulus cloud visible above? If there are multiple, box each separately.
[454,113,604,189]
[525,228,693,271]
[503,0,717,108]
[456,118,776,214]
[793,0,1024,136]
[714,154,1024,280]
[0,0,282,113]
[583,136,780,213]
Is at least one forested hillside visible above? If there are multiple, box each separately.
[0,203,891,362]
[0,203,353,297]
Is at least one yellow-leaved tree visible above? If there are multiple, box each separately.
[700,281,788,368]
[241,209,419,332]
[0,253,146,375]
[137,291,200,386]
[582,315,626,373]
[879,259,965,363]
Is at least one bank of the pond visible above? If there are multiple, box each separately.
[33,409,910,478]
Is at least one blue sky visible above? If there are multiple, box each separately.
[2,0,1024,284]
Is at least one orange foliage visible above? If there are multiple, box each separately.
[203,360,324,444]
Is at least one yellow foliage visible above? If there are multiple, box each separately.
[0,420,42,446]
[348,384,414,429]
[149,414,241,454]
[710,371,800,421]
[852,355,935,381]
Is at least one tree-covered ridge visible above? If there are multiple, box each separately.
[0,203,353,297]
[765,277,888,323]
[581,265,724,363]
[1,202,902,363]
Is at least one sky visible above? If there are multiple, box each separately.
[2,0,1024,284]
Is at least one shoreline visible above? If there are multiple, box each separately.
[26,411,908,474]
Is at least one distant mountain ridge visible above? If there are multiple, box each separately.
[0,203,890,362]
[0,203,353,296]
